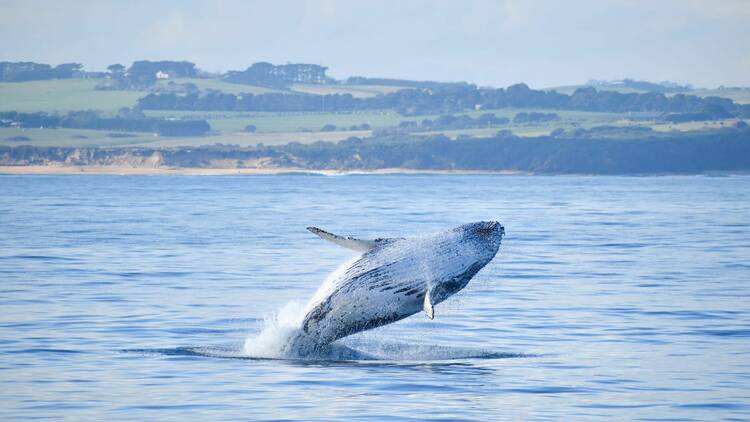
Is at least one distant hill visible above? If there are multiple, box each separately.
[137,83,750,119]
[586,79,693,93]
[1,60,748,156]
[546,79,750,105]
[3,126,749,174]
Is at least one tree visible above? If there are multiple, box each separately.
[56,63,83,73]
[107,64,125,76]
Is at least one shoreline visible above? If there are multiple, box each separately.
[0,166,746,177]
[0,165,529,176]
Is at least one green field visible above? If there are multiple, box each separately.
[1,103,636,148]
[161,79,403,97]
[154,78,404,98]
[0,126,371,148]
[0,79,142,113]
[289,83,403,98]
[144,109,403,133]
[3,78,742,149]
[144,107,622,135]
[156,78,283,95]
[132,130,370,147]
[0,127,156,147]
[5,117,744,149]
[0,78,405,116]
[0,107,636,148]
[648,118,745,132]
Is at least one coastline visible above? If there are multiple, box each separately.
[0,165,529,176]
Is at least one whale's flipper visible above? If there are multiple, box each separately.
[307,227,379,252]
[424,289,434,320]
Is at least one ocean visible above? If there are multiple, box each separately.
[1,174,748,421]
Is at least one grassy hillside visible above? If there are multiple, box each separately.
[158,78,406,97]
[2,78,745,149]
[688,88,750,104]
[289,83,403,98]
[0,78,405,115]
[0,127,156,147]
[144,107,623,134]
[545,84,750,104]
[3,116,744,149]
[0,79,143,112]
[144,109,402,133]
[155,78,283,94]
[0,126,370,148]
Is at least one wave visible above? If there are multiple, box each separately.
[127,299,532,362]
[127,286,535,361]
[124,342,531,362]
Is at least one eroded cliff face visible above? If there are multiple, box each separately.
[1,128,749,174]
[63,149,162,168]
[0,147,165,168]
[0,146,280,169]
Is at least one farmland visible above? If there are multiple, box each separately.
[1,76,747,149]
[0,79,142,112]
[288,83,403,98]
[155,78,283,95]
[142,109,400,133]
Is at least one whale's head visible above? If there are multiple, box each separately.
[454,221,504,263]
[418,221,504,303]
[434,221,505,275]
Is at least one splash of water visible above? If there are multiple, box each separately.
[236,298,526,361]
[242,300,306,359]
[244,256,366,359]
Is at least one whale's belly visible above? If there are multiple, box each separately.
[303,280,425,344]
[294,236,478,347]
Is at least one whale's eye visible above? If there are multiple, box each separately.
[476,227,494,236]
[475,222,499,237]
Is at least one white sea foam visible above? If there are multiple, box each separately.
[242,300,305,358]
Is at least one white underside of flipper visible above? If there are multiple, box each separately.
[424,289,434,320]
[307,227,377,252]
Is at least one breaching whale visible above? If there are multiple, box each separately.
[283,221,504,357]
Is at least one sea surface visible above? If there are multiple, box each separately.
[1,174,749,421]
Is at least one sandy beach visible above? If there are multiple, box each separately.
[0,165,528,176]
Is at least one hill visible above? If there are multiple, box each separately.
[2,126,749,175]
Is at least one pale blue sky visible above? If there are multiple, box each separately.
[1,0,748,88]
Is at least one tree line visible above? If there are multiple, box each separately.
[137,83,750,118]
[381,112,560,135]
[101,61,198,89]
[3,125,748,174]
[0,109,210,136]
[224,62,333,88]
[0,62,85,82]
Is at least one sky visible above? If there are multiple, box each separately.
[1,0,749,88]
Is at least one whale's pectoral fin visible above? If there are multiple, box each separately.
[424,289,434,320]
[307,227,387,252]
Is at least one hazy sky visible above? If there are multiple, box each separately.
[1,0,748,88]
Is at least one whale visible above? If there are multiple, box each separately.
[283,221,504,357]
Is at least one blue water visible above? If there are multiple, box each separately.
[1,174,749,421]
